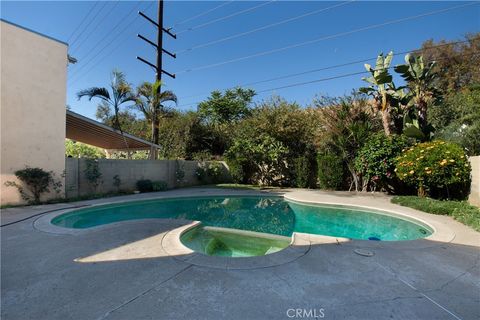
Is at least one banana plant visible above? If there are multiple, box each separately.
[394,54,442,141]
[360,51,402,136]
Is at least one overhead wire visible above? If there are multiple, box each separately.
[69,0,121,53]
[172,0,235,28]
[176,0,356,54]
[68,1,150,81]
[179,39,472,100]
[69,1,109,48]
[175,0,278,35]
[69,1,154,84]
[175,2,478,75]
[66,1,99,43]
[175,46,478,109]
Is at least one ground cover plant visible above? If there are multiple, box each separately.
[392,196,480,231]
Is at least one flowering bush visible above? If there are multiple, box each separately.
[394,140,471,199]
[355,133,411,193]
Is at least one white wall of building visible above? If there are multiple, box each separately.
[1,20,68,205]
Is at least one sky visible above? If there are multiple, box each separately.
[1,1,479,119]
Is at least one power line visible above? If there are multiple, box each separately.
[69,1,109,48]
[69,2,154,84]
[175,0,278,35]
[175,2,478,75]
[176,0,356,55]
[176,45,478,109]
[69,1,121,53]
[256,52,477,94]
[66,1,99,43]
[179,39,472,101]
[172,0,235,28]
[68,1,149,80]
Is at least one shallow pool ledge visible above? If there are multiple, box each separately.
[161,222,311,270]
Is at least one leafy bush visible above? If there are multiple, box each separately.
[394,140,471,199]
[355,133,412,193]
[293,155,317,188]
[84,159,102,192]
[430,85,480,155]
[317,152,344,190]
[175,160,185,185]
[65,139,105,158]
[195,162,224,184]
[152,180,168,191]
[225,133,289,186]
[4,167,61,203]
[136,179,153,193]
[314,94,381,191]
[112,175,121,191]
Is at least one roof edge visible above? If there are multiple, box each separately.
[67,110,161,149]
[1,18,68,46]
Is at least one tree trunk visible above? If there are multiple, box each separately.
[417,99,428,133]
[149,116,159,160]
[382,109,392,136]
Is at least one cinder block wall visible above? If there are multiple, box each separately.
[65,158,230,198]
[469,156,480,207]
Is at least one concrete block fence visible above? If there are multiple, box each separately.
[65,158,229,198]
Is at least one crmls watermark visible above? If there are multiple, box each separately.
[286,308,325,318]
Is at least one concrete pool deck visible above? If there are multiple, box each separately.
[1,188,479,319]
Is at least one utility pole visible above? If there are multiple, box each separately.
[137,0,176,159]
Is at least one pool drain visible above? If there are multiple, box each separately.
[354,249,374,257]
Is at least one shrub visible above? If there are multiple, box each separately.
[195,162,224,184]
[84,159,102,192]
[4,167,60,203]
[314,94,382,191]
[175,160,185,185]
[225,160,245,184]
[317,152,344,190]
[136,179,153,193]
[394,140,471,199]
[293,155,317,188]
[113,175,121,190]
[152,180,168,191]
[355,133,412,193]
[225,133,289,186]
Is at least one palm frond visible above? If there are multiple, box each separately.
[159,90,178,104]
[77,87,110,102]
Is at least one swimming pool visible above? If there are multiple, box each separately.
[52,196,432,242]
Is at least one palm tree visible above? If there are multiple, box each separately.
[134,81,177,153]
[77,70,136,141]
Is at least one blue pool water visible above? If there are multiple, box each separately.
[52,196,432,241]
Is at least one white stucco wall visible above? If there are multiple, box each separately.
[469,156,480,207]
[1,20,68,205]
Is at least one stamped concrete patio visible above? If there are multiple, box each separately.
[1,188,479,320]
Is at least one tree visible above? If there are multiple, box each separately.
[416,33,480,94]
[198,87,255,124]
[430,84,480,155]
[77,70,136,147]
[394,54,442,140]
[95,106,149,141]
[359,52,405,136]
[134,81,177,148]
